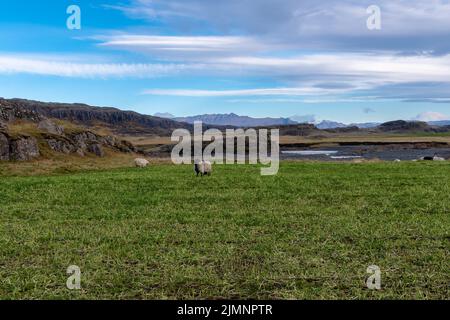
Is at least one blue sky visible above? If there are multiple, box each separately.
[1,0,450,123]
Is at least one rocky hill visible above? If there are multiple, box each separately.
[0,98,192,136]
[273,123,324,136]
[376,120,439,133]
[0,102,139,161]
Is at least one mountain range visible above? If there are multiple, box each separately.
[154,112,450,129]
[429,120,450,126]
[170,113,296,127]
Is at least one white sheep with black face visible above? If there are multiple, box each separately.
[194,160,212,176]
[420,153,446,161]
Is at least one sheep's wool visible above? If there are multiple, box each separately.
[203,161,212,174]
[135,158,149,168]
[194,160,212,175]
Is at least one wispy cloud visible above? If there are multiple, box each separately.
[215,54,450,83]
[139,52,450,98]
[0,54,202,78]
[143,87,352,97]
[4,49,450,103]
[114,0,450,53]
[402,98,450,104]
[97,35,266,55]
[94,32,450,82]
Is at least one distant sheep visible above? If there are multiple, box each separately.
[135,158,149,168]
[194,160,212,176]
[421,153,446,161]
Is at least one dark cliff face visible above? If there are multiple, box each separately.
[0,99,143,161]
[0,131,40,161]
[0,101,43,123]
[0,98,192,135]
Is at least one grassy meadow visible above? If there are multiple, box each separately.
[0,161,449,299]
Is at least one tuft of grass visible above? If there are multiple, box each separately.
[0,162,449,299]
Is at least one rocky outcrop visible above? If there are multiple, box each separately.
[42,131,136,158]
[0,103,43,123]
[87,143,104,157]
[46,137,77,154]
[0,120,7,131]
[99,136,137,153]
[0,132,9,160]
[38,119,64,135]
[0,133,40,161]
[10,136,40,161]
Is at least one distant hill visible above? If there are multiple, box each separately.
[273,123,324,136]
[174,113,297,127]
[350,122,380,129]
[429,120,450,126]
[288,114,316,124]
[376,120,442,133]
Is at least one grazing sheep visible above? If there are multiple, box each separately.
[135,158,149,168]
[421,153,445,161]
[194,160,212,176]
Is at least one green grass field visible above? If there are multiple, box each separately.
[0,162,449,299]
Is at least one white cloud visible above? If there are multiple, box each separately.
[216,54,450,84]
[414,111,449,121]
[143,87,351,97]
[115,0,450,50]
[140,52,450,97]
[97,35,265,54]
[4,49,450,102]
[0,54,200,78]
[94,32,450,85]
